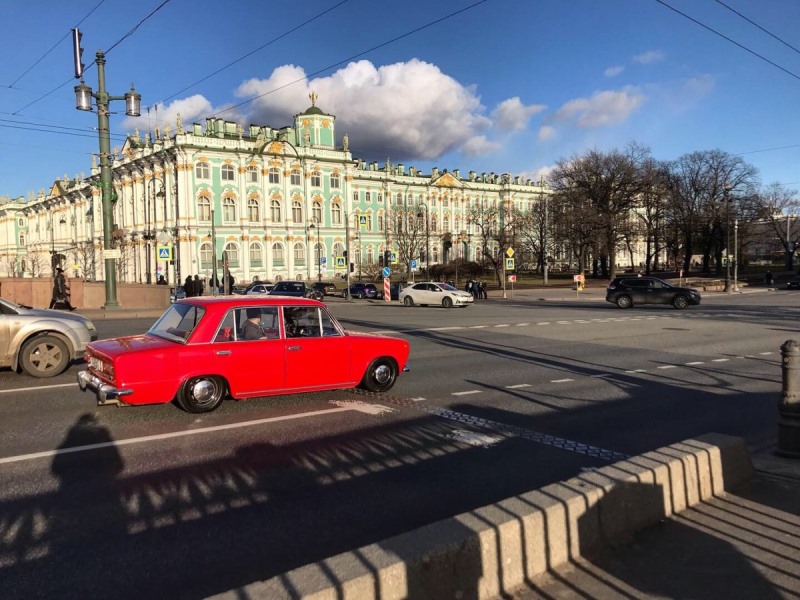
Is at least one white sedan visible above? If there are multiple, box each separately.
[246,283,274,294]
[399,282,474,308]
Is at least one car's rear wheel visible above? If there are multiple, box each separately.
[359,358,398,393]
[442,296,453,308]
[176,375,226,413]
[357,291,364,299]
[403,296,414,307]
[672,295,689,310]
[616,295,633,309]
[20,335,70,377]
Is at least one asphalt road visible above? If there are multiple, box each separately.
[0,289,794,599]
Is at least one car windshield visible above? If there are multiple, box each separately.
[148,303,206,343]
[0,297,22,314]
[440,283,457,291]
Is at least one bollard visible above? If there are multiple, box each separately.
[778,340,800,458]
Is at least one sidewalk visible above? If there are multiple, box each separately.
[512,447,800,599]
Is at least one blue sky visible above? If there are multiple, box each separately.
[2,0,799,200]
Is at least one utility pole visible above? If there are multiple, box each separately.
[73,30,141,309]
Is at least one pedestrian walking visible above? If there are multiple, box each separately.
[184,275,195,298]
[49,268,76,310]
[193,274,204,296]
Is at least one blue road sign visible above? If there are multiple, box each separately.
[382,267,391,278]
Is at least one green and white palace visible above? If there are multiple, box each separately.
[0,95,549,286]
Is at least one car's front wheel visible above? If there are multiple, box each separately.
[19,334,71,377]
[616,295,633,309]
[442,296,453,308]
[672,295,689,310]
[403,296,414,306]
[176,375,226,413]
[359,358,398,392]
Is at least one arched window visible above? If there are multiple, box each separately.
[200,242,213,269]
[19,233,25,247]
[291,169,301,186]
[310,171,321,187]
[246,165,259,183]
[272,243,285,266]
[221,164,235,181]
[293,242,305,264]
[269,167,280,184]
[396,192,402,205]
[249,242,263,267]
[195,162,210,179]
[292,200,302,223]
[314,241,325,265]
[377,214,384,231]
[366,247,374,265]
[330,172,340,188]
[198,197,211,222]
[312,201,322,223]
[223,242,239,267]
[247,199,260,222]
[332,203,342,224]
[455,216,461,231]
[270,199,282,222]
[443,216,450,232]
[222,197,236,222]
[333,242,345,258]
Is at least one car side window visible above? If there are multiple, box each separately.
[284,306,322,338]
[214,311,237,342]
[236,307,280,341]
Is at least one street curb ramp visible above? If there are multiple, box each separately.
[208,433,754,600]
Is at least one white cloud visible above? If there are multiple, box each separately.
[604,65,624,77]
[491,97,545,131]
[461,135,501,156]
[633,50,665,65]
[553,88,645,128]
[236,59,492,161]
[122,95,242,133]
[538,125,556,141]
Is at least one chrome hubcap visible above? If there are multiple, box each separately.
[191,379,216,404]
[373,365,391,384]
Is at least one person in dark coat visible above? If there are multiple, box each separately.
[193,275,204,296]
[50,268,75,310]
[184,275,195,298]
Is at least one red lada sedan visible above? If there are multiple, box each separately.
[77,297,410,413]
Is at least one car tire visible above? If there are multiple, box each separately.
[20,334,71,377]
[442,296,453,308]
[357,291,364,299]
[403,296,414,307]
[176,375,226,413]
[616,295,633,309]
[359,358,398,393]
[672,295,689,310]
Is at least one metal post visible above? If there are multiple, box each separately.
[543,192,549,286]
[345,211,352,300]
[778,340,800,457]
[723,185,731,293]
[210,208,218,296]
[733,218,739,292]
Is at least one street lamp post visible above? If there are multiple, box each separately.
[417,203,429,278]
[734,217,739,292]
[74,49,141,309]
[308,216,321,282]
[723,183,733,293]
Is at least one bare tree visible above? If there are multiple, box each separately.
[73,241,95,280]
[25,244,47,278]
[549,143,652,279]
[383,204,426,274]
[752,182,800,269]
[3,255,25,277]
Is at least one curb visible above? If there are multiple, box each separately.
[207,433,753,600]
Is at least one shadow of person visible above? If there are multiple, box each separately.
[44,413,127,596]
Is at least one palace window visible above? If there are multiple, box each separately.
[269,167,280,184]
[222,197,236,222]
[249,242,263,267]
[293,242,305,264]
[292,200,302,223]
[221,164,235,181]
[310,171,321,187]
[195,162,210,179]
[223,242,239,267]
[198,197,212,222]
[330,172,340,188]
[246,166,259,183]
[247,199,260,223]
[270,199,282,222]
[312,201,322,223]
[200,242,213,269]
[272,242,285,266]
[332,203,342,225]
[291,170,301,186]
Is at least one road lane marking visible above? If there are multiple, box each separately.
[429,326,464,331]
[452,390,482,396]
[0,382,77,394]
[711,358,729,362]
[551,378,574,383]
[625,369,647,373]
[759,352,773,355]
[506,384,531,389]
[517,323,530,327]
[0,405,358,466]
[657,365,677,370]
[686,362,704,365]
[470,325,488,329]
[537,322,550,325]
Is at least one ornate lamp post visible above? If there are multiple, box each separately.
[417,202,429,277]
[309,216,321,282]
[74,45,141,309]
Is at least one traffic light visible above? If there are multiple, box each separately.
[71,28,85,79]
[343,250,348,259]
[349,262,354,272]
[384,250,391,266]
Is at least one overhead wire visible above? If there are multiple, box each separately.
[714,0,800,57]
[652,0,800,81]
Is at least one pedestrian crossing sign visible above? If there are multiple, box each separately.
[358,215,368,228]
[335,256,346,269]
[157,246,173,260]
[505,258,515,271]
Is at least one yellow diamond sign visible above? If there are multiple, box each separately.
[506,247,514,258]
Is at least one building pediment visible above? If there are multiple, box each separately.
[432,173,462,188]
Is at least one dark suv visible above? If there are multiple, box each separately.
[606,277,701,309]
[268,281,323,301]
[312,281,341,297]
[347,282,379,299]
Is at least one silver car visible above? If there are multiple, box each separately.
[399,282,474,308]
[0,297,98,377]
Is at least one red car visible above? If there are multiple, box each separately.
[77,297,410,413]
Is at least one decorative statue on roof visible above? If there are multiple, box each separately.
[309,91,318,107]
[342,133,349,152]
[176,113,184,135]
[237,123,244,140]
[145,133,151,146]
[133,128,140,142]
[163,122,171,138]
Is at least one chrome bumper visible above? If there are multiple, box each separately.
[77,370,133,406]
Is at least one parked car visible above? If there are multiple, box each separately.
[268,281,323,301]
[77,296,410,413]
[390,282,407,301]
[399,282,474,308]
[170,286,186,303]
[787,276,800,290]
[0,297,98,377]
[245,283,274,294]
[312,281,341,297]
[605,277,701,309]
[238,280,273,294]
[347,282,379,299]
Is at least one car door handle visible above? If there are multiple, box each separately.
[288,345,302,351]
[216,350,232,356]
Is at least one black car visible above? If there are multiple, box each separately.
[787,276,800,290]
[346,282,379,299]
[312,281,341,297]
[606,277,701,309]
[268,281,323,301]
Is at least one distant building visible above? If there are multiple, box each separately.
[0,96,550,283]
